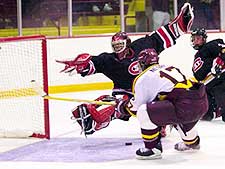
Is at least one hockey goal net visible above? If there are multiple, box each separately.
[0,35,50,139]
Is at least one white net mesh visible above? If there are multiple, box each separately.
[0,37,49,138]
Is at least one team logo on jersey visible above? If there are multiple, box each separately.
[128,61,141,75]
[193,57,203,72]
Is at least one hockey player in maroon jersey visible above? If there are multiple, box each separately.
[116,48,208,160]
[56,3,194,135]
[191,28,225,121]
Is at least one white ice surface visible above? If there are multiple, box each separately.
[0,90,225,169]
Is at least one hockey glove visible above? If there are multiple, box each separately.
[56,53,94,76]
[114,96,131,121]
[211,57,225,78]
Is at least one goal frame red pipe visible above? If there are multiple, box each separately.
[0,35,50,139]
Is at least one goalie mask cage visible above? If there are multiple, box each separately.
[0,35,50,139]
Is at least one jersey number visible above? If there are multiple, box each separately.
[159,66,189,87]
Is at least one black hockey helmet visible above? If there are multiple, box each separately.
[191,28,207,50]
[138,48,159,70]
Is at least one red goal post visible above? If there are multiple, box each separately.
[0,35,50,139]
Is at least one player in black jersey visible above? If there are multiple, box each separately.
[57,3,195,135]
[191,28,225,121]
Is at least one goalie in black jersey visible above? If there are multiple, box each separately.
[56,3,194,135]
[191,28,225,122]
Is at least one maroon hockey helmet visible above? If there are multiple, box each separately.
[138,48,159,70]
[111,32,131,60]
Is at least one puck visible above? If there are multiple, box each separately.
[125,142,132,146]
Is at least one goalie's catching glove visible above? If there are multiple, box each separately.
[56,53,95,76]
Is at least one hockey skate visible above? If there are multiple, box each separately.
[169,3,194,38]
[136,142,162,160]
[174,142,200,151]
[174,137,200,151]
[222,114,225,122]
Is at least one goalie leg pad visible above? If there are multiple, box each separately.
[169,2,194,38]
[71,104,96,135]
[91,94,130,121]
[86,104,116,123]
[71,103,116,135]
[95,95,116,102]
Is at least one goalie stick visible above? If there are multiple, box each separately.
[31,80,116,105]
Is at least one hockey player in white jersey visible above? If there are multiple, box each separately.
[117,48,208,160]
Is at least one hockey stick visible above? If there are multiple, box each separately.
[190,72,222,85]
[189,75,214,85]
[43,95,116,105]
[201,74,215,85]
[31,80,116,105]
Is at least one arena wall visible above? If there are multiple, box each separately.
[47,32,225,93]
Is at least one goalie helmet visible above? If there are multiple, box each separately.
[138,48,159,70]
[191,28,207,50]
[111,32,131,60]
